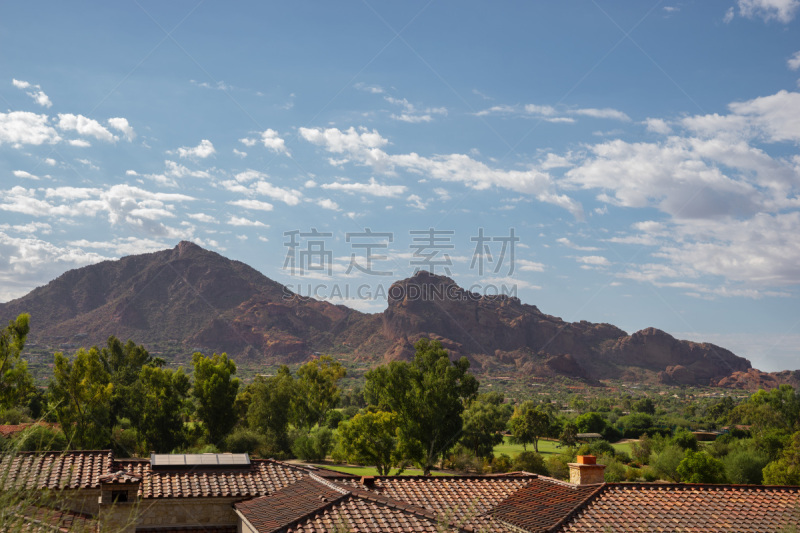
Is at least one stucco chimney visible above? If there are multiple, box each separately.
[568,455,606,485]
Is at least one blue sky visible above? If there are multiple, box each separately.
[1,1,800,372]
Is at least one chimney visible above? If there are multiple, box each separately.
[568,455,606,485]
[360,476,376,488]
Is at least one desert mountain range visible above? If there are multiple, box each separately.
[1,241,797,390]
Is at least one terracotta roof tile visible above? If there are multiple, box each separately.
[17,504,98,532]
[116,458,309,499]
[336,475,535,528]
[491,478,602,532]
[559,483,800,533]
[236,476,348,533]
[1,450,113,491]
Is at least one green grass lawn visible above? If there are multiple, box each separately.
[493,437,634,458]
[311,464,452,477]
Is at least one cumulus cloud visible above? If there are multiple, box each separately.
[789,51,800,70]
[228,216,267,227]
[300,126,583,217]
[321,177,406,197]
[57,114,117,142]
[12,79,52,108]
[108,117,135,141]
[0,111,60,146]
[260,129,289,155]
[228,199,274,211]
[254,181,302,206]
[12,170,39,180]
[187,213,217,223]
[176,139,215,158]
[737,0,799,22]
[316,198,339,210]
[0,233,109,302]
[645,118,673,134]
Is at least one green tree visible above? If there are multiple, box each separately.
[365,338,479,475]
[633,397,656,415]
[460,392,512,458]
[192,352,240,444]
[651,444,685,482]
[0,314,35,411]
[294,356,346,428]
[575,412,607,434]
[49,347,114,449]
[730,385,800,458]
[559,421,578,448]
[100,336,161,424]
[677,450,726,483]
[138,365,190,453]
[724,447,769,484]
[671,429,699,451]
[762,431,800,485]
[246,366,296,451]
[512,450,548,475]
[509,401,552,453]
[338,410,401,475]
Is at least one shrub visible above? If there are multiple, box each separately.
[677,451,726,484]
[491,453,513,474]
[291,426,334,462]
[513,451,547,475]
[545,453,572,480]
[600,453,626,482]
[631,434,653,464]
[576,440,615,458]
[671,429,699,451]
[13,424,66,451]
[625,467,642,481]
[724,449,769,484]
[224,428,266,454]
[651,444,685,482]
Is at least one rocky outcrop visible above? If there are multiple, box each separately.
[713,368,800,391]
[0,242,775,386]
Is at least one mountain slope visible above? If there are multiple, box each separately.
[0,242,776,386]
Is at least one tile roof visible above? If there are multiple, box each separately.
[0,422,59,439]
[335,474,535,528]
[491,478,603,533]
[235,476,348,533]
[1,450,113,491]
[559,483,800,533]
[17,504,98,532]
[116,458,309,498]
[236,474,480,533]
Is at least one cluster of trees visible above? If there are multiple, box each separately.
[3,312,800,486]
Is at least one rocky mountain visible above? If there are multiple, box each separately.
[0,241,777,387]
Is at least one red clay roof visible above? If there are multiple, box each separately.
[235,476,348,533]
[492,478,603,532]
[116,457,309,498]
[558,483,800,533]
[1,450,113,491]
[335,474,535,529]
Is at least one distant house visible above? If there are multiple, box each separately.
[1,450,799,532]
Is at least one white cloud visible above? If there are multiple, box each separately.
[187,213,217,223]
[228,216,267,227]
[789,51,800,70]
[316,198,339,210]
[176,139,215,159]
[228,199,274,211]
[254,181,302,206]
[645,118,673,134]
[724,6,736,22]
[737,0,799,22]
[68,139,91,147]
[57,113,116,142]
[517,259,545,272]
[557,237,600,251]
[321,177,406,197]
[240,137,257,147]
[407,194,426,210]
[107,117,135,141]
[301,125,583,218]
[572,108,631,121]
[233,148,247,158]
[44,158,56,166]
[12,170,39,180]
[0,233,110,302]
[0,111,60,146]
[391,113,433,123]
[12,79,52,108]
[261,129,290,155]
[577,255,610,266]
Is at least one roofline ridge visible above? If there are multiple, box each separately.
[309,473,352,495]
[607,482,800,491]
